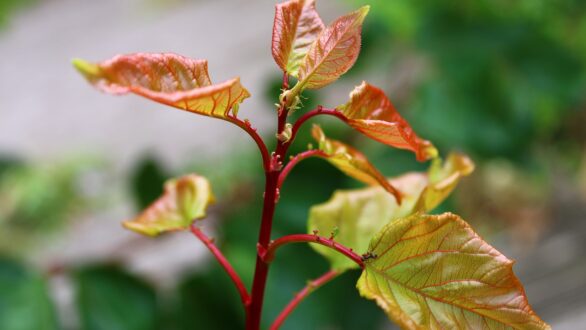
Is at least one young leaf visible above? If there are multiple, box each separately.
[308,153,473,271]
[272,0,324,76]
[296,6,369,89]
[312,124,401,202]
[73,53,250,119]
[123,174,214,236]
[357,213,550,330]
[337,82,437,161]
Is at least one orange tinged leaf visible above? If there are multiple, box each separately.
[312,124,401,202]
[272,0,324,76]
[73,53,250,119]
[123,174,214,237]
[337,82,437,161]
[296,6,369,89]
[357,212,550,330]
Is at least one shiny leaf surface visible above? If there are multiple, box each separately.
[123,174,214,236]
[308,153,473,270]
[337,82,437,161]
[312,124,400,202]
[357,212,550,330]
[73,53,250,119]
[297,6,369,89]
[272,0,324,76]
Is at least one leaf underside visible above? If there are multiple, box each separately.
[312,124,401,202]
[337,82,437,161]
[357,212,550,330]
[123,174,214,236]
[297,6,370,89]
[308,153,474,271]
[272,0,324,76]
[73,53,250,119]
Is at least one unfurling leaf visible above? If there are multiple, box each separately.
[272,0,324,76]
[123,174,214,236]
[308,153,473,271]
[73,53,250,119]
[312,124,401,202]
[357,213,550,330]
[296,6,369,90]
[337,82,437,161]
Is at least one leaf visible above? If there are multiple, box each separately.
[296,6,369,89]
[0,258,59,330]
[123,174,214,236]
[75,266,159,330]
[311,124,401,202]
[308,153,473,271]
[272,0,324,76]
[356,212,550,330]
[337,82,437,161]
[73,53,250,119]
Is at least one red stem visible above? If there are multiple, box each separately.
[190,225,250,306]
[262,234,365,269]
[278,149,327,189]
[246,74,292,329]
[270,270,339,330]
[290,107,347,143]
[228,116,271,172]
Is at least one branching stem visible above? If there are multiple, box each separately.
[290,107,347,143]
[228,116,271,172]
[262,234,365,268]
[190,225,250,306]
[270,270,340,330]
[278,149,327,189]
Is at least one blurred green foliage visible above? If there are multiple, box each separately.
[0,0,36,28]
[350,0,585,163]
[0,258,58,330]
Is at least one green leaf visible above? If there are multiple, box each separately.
[73,53,250,120]
[312,124,401,202]
[336,81,437,161]
[0,258,59,330]
[296,6,370,90]
[357,212,550,330]
[75,266,158,330]
[123,174,214,236]
[272,0,324,76]
[308,153,473,271]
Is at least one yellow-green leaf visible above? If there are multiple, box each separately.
[337,82,437,161]
[357,212,550,330]
[123,174,214,237]
[308,153,473,271]
[312,124,401,202]
[296,6,369,90]
[272,0,324,76]
[73,53,250,119]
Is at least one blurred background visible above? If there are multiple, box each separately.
[1,0,585,329]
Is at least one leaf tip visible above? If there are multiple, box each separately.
[122,221,159,237]
[72,58,100,79]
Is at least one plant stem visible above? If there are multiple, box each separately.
[262,234,365,269]
[247,76,292,329]
[190,225,250,305]
[278,149,327,189]
[290,107,347,143]
[270,270,339,330]
[228,116,271,172]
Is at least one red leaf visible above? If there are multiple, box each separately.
[296,6,369,89]
[337,82,437,161]
[73,53,250,119]
[272,0,324,76]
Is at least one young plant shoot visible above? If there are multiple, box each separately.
[74,0,550,329]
